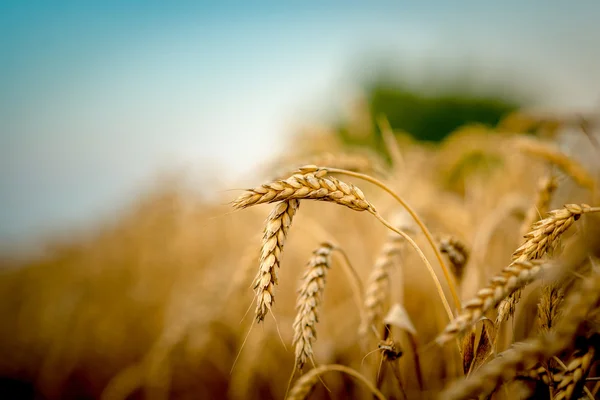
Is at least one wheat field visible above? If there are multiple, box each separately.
[1,108,600,399]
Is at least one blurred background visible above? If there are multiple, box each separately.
[2,1,600,250]
[2,2,600,399]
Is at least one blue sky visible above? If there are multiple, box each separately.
[1,1,600,246]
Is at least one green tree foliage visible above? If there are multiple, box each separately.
[338,79,523,153]
[369,85,518,142]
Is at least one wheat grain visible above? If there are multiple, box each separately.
[292,242,333,370]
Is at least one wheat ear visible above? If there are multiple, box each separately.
[439,235,470,284]
[496,204,599,323]
[538,283,564,333]
[254,200,299,321]
[500,175,558,323]
[442,270,600,400]
[232,169,375,212]
[554,345,596,400]
[437,259,550,345]
[287,364,386,400]
[292,242,333,370]
[235,168,455,322]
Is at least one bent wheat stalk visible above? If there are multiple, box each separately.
[287,364,385,400]
[324,167,462,311]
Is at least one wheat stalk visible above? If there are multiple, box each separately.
[377,114,404,171]
[287,364,386,400]
[254,199,299,321]
[292,242,333,370]
[442,269,600,400]
[323,167,462,311]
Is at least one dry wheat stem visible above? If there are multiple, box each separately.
[437,259,551,345]
[442,270,600,400]
[359,226,408,340]
[292,242,333,370]
[377,114,404,171]
[373,212,455,322]
[554,345,596,400]
[332,247,365,312]
[325,167,462,311]
[287,364,386,400]
[253,199,299,322]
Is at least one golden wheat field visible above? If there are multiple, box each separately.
[1,108,600,400]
